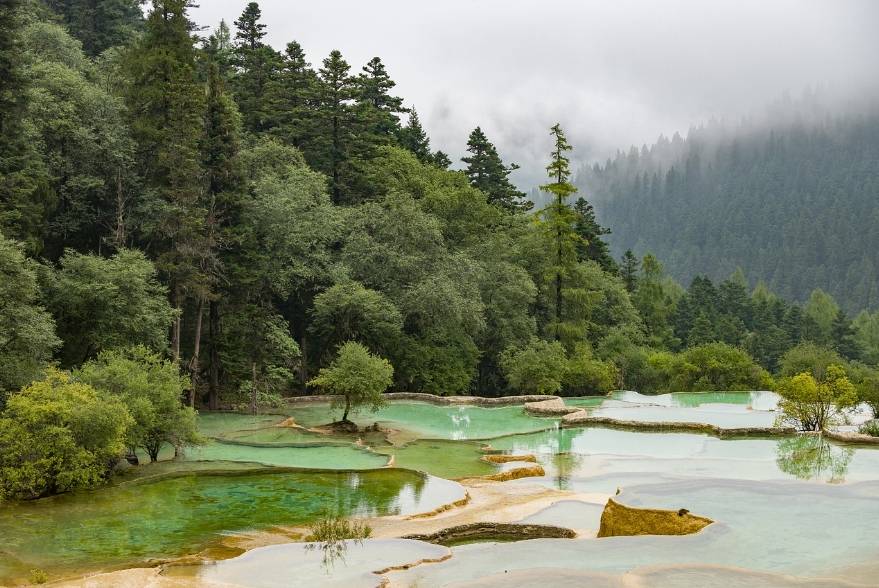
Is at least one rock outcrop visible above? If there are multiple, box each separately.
[523,397,582,416]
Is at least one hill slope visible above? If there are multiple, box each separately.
[578,111,879,312]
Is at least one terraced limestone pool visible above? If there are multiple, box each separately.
[0,469,464,584]
[5,392,879,587]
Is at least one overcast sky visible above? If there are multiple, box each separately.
[190,0,879,188]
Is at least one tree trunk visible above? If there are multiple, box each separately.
[171,285,182,364]
[342,394,351,422]
[208,300,220,410]
[299,332,309,389]
[113,168,126,248]
[250,361,258,415]
[188,297,205,407]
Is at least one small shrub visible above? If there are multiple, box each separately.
[29,569,48,584]
[859,420,879,437]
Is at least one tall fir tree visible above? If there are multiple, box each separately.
[462,127,531,213]
[267,40,318,150]
[572,197,616,271]
[0,0,45,249]
[619,250,639,293]
[538,123,580,342]
[231,2,280,133]
[45,0,143,56]
[356,56,406,140]
[200,31,247,407]
[126,0,206,369]
[315,49,357,203]
[398,108,432,163]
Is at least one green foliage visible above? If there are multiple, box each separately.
[563,344,618,396]
[42,249,175,366]
[308,341,393,422]
[309,281,403,363]
[673,343,773,391]
[28,568,48,585]
[500,338,567,395]
[859,420,879,437]
[45,0,142,56]
[853,309,879,365]
[776,365,858,431]
[77,347,201,462]
[461,126,530,213]
[0,233,59,395]
[0,369,131,501]
[779,343,844,380]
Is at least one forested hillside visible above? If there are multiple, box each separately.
[0,0,878,419]
[579,109,879,313]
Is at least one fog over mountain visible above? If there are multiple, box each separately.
[191,0,879,188]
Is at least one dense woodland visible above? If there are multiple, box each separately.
[1,0,879,499]
[580,103,879,313]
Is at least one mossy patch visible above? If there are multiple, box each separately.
[597,498,712,538]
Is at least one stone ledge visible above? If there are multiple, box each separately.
[822,430,879,445]
[524,397,582,416]
[286,393,560,407]
[402,521,576,545]
[561,413,796,438]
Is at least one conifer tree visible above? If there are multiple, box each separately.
[268,40,318,149]
[620,250,639,292]
[462,127,530,212]
[316,49,356,203]
[432,150,452,169]
[572,197,616,271]
[538,123,580,341]
[125,0,206,367]
[398,108,432,163]
[0,0,44,248]
[45,0,143,56]
[356,56,406,140]
[200,32,247,406]
[231,2,280,133]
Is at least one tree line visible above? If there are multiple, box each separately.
[1,0,878,499]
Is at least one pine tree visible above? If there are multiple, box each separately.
[539,123,580,341]
[572,197,616,271]
[462,127,530,213]
[620,250,639,292]
[0,0,45,249]
[831,311,862,360]
[398,108,431,163]
[45,0,143,56]
[126,0,206,369]
[200,36,246,407]
[356,56,406,140]
[432,150,452,169]
[267,40,318,149]
[315,49,356,203]
[231,2,280,133]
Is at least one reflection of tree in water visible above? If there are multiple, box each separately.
[549,428,582,490]
[328,470,428,518]
[775,435,854,483]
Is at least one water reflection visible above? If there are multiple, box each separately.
[775,435,854,483]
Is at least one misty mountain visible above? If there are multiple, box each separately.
[577,107,879,313]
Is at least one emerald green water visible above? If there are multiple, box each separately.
[0,469,463,584]
[184,440,389,469]
[284,401,556,440]
[374,439,497,479]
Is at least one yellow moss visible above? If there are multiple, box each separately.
[597,498,712,538]
[478,464,545,482]
[481,454,538,464]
